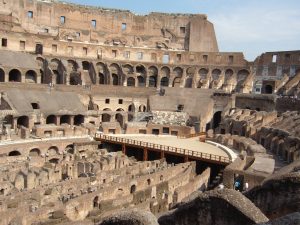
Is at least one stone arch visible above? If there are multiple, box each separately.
[122,64,134,75]
[185,67,195,88]
[173,67,183,87]
[213,111,222,129]
[130,184,137,194]
[112,74,119,86]
[128,104,135,113]
[60,115,71,125]
[67,59,79,71]
[136,65,146,87]
[199,68,209,80]
[116,108,125,112]
[225,69,234,80]
[103,108,112,111]
[237,69,250,85]
[46,115,57,124]
[109,63,122,85]
[127,77,135,87]
[115,113,124,127]
[82,61,90,71]
[148,66,158,87]
[97,62,109,84]
[74,114,84,126]
[161,66,170,77]
[49,158,60,164]
[0,68,5,82]
[65,144,74,154]
[93,196,99,208]
[47,146,59,156]
[29,148,41,157]
[9,69,22,82]
[139,105,146,112]
[25,70,37,83]
[8,150,21,156]
[102,113,111,122]
[212,69,222,80]
[17,116,29,128]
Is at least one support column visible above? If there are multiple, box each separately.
[143,148,148,161]
[122,143,126,155]
[160,150,165,159]
[184,155,189,162]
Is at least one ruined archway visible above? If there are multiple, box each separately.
[25,70,37,83]
[60,115,71,125]
[102,113,111,122]
[9,69,21,82]
[115,113,124,127]
[160,77,169,87]
[8,150,21,157]
[29,148,41,157]
[17,116,29,128]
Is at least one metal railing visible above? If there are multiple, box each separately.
[95,134,231,164]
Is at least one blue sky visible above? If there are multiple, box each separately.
[64,0,300,61]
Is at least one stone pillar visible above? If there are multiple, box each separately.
[122,143,126,155]
[180,69,187,88]
[160,151,165,159]
[143,148,148,161]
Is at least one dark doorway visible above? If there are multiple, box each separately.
[265,85,273,94]
[35,43,43,55]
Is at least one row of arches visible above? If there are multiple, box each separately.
[7,144,74,158]
[0,68,38,83]
[37,57,251,90]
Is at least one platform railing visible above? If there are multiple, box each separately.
[95,133,231,164]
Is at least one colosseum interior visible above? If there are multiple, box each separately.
[0,0,299,225]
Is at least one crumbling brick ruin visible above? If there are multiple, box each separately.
[0,0,299,224]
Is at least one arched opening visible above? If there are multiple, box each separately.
[112,74,119,86]
[185,77,193,88]
[25,70,37,83]
[139,105,146,112]
[127,77,135,87]
[115,114,124,127]
[29,148,41,157]
[130,184,136,194]
[148,66,158,87]
[137,76,145,87]
[65,144,74,154]
[93,196,99,208]
[74,115,84,126]
[102,114,111,122]
[47,146,59,156]
[8,150,21,156]
[128,104,135,113]
[70,74,81,85]
[173,77,181,87]
[160,77,169,87]
[82,61,90,71]
[46,115,57,125]
[99,73,105,84]
[60,115,71,125]
[9,69,21,82]
[199,68,208,80]
[17,116,29,128]
[265,85,273,94]
[213,111,222,130]
[212,69,221,80]
[173,67,183,87]
[4,115,14,127]
[0,68,4,82]
[149,76,157,87]
[225,69,234,80]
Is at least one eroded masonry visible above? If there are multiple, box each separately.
[0,0,299,225]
